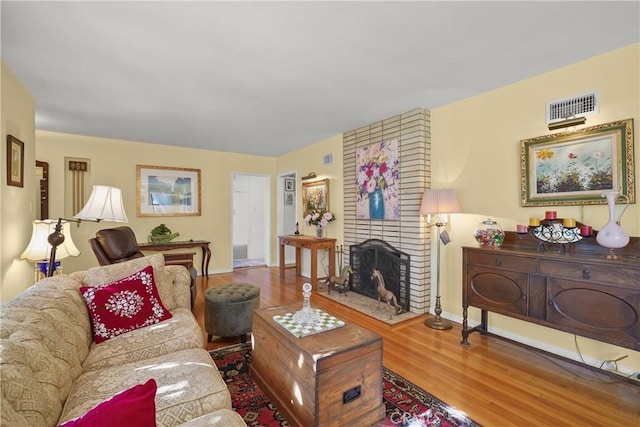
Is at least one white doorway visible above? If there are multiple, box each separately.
[277,171,297,265]
[232,173,270,269]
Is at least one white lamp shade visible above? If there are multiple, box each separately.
[420,189,460,215]
[21,220,80,261]
[74,185,128,222]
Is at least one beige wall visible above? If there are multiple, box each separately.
[276,134,344,275]
[432,44,639,373]
[1,62,36,301]
[2,44,638,372]
[34,131,277,280]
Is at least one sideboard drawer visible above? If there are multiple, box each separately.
[466,250,537,273]
[539,259,639,287]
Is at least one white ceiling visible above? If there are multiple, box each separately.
[2,1,639,157]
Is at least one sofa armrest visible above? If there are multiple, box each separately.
[165,265,192,310]
[69,270,87,283]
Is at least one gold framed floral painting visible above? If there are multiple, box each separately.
[520,119,635,207]
[302,178,329,217]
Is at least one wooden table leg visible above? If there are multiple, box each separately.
[202,244,211,278]
[279,243,285,278]
[310,247,317,289]
[328,245,336,281]
[295,248,301,277]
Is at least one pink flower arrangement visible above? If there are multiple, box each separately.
[304,210,335,228]
[356,140,400,199]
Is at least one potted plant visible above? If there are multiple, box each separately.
[148,223,180,244]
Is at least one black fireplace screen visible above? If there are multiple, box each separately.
[349,239,410,311]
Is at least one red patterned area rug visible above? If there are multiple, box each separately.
[210,343,480,427]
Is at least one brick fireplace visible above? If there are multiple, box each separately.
[342,108,431,314]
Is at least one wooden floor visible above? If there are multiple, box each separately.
[193,266,639,427]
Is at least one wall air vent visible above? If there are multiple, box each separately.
[323,153,333,165]
[546,92,598,124]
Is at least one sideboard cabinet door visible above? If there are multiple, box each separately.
[467,265,528,317]
[547,278,640,349]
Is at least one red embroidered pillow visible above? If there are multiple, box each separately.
[58,379,157,426]
[80,265,172,343]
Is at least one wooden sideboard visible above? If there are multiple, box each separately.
[462,232,640,350]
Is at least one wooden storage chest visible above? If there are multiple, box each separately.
[250,304,385,427]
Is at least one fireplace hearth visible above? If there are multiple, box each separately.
[349,239,410,312]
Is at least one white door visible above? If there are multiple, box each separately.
[232,174,269,264]
[232,189,250,259]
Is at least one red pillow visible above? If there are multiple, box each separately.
[80,265,172,343]
[58,379,157,427]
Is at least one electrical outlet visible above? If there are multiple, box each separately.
[603,361,615,371]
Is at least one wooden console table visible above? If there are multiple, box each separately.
[462,231,640,350]
[278,235,336,290]
[139,240,211,278]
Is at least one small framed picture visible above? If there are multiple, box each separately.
[284,178,295,192]
[7,135,24,187]
[284,192,294,205]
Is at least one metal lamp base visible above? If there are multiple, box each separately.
[424,315,452,330]
[425,295,452,330]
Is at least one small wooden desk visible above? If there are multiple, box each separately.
[139,240,211,278]
[278,235,336,289]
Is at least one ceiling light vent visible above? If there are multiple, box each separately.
[546,91,598,124]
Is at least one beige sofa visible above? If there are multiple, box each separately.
[0,254,246,426]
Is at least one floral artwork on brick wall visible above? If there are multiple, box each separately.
[356,139,400,220]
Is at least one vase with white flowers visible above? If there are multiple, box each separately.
[304,209,335,238]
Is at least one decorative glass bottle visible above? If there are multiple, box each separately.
[474,218,505,248]
[596,191,629,255]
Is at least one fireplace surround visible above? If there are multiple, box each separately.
[349,239,410,312]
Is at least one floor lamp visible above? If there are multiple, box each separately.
[40,185,129,277]
[420,189,460,330]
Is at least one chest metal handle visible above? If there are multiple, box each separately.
[495,258,502,266]
[582,269,590,280]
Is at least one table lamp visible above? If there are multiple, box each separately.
[21,219,80,280]
[420,189,460,330]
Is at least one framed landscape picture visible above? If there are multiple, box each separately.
[6,135,24,187]
[520,119,635,206]
[137,165,201,216]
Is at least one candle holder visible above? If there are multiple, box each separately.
[531,219,586,253]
